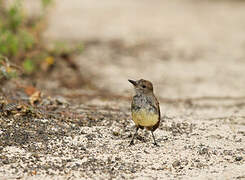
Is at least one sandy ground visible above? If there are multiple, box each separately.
[1,0,245,179]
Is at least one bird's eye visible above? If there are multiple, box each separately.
[142,85,146,88]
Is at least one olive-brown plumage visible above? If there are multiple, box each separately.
[128,79,160,146]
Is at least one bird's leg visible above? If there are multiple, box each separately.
[151,131,159,146]
[129,126,139,146]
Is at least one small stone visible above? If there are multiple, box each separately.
[3,159,9,164]
[113,131,120,136]
[130,168,136,173]
[198,147,209,155]
[172,160,181,168]
[196,162,205,168]
[55,96,69,105]
[235,156,243,161]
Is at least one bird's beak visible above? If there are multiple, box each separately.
[128,79,137,86]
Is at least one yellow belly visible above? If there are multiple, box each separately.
[132,110,159,127]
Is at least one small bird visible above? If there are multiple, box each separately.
[128,79,160,146]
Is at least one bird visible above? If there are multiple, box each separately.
[128,79,160,146]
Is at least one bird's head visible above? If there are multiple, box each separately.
[128,79,153,95]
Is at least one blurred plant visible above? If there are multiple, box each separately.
[0,0,39,73]
[0,0,84,85]
[50,41,84,57]
[22,59,35,74]
[42,0,53,8]
[0,55,18,82]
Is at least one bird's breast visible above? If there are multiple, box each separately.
[132,109,159,127]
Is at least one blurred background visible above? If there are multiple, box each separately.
[1,0,245,100]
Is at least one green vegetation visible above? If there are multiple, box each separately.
[0,0,83,83]
[0,0,31,58]
[0,0,49,78]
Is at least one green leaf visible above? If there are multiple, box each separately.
[7,0,23,31]
[42,0,52,8]
[22,59,35,73]
[0,30,19,56]
[19,30,35,50]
